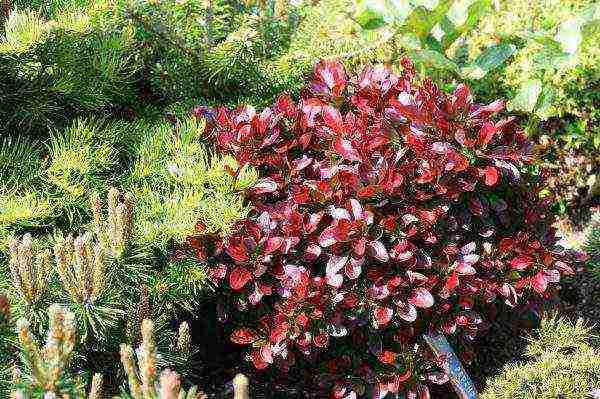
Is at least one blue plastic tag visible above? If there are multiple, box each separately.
[423,332,478,399]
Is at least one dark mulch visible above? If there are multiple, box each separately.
[464,306,535,393]
[560,269,600,331]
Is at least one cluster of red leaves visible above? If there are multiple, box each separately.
[187,59,585,398]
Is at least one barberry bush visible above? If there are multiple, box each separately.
[187,58,585,397]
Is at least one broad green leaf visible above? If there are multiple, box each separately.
[439,16,458,50]
[534,85,557,120]
[423,35,443,52]
[443,0,491,48]
[355,0,388,30]
[525,32,563,52]
[409,49,460,73]
[510,79,542,113]
[430,23,445,42]
[402,6,436,41]
[579,3,600,24]
[447,0,473,26]
[355,0,412,30]
[402,0,455,43]
[395,32,422,50]
[472,43,516,72]
[412,0,438,10]
[555,18,582,55]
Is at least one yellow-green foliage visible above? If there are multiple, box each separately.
[0,2,139,137]
[1,9,48,52]
[481,316,600,399]
[0,191,53,248]
[47,119,118,202]
[124,117,256,251]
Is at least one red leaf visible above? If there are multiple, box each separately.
[427,371,449,385]
[443,271,459,294]
[326,254,348,276]
[532,271,548,293]
[358,185,377,198]
[304,244,322,262]
[510,255,535,271]
[291,155,313,172]
[377,351,397,364]
[333,138,361,162]
[270,322,289,344]
[554,260,574,275]
[194,222,206,234]
[373,306,393,327]
[483,166,499,186]
[313,332,330,348]
[455,261,476,275]
[311,59,347,98]
[319,225,339,247]
[367,240,389,262]
[229,267,252,290]
[251,178,278,194]
[396,301,417,323]
[225,242,249,263]
[305,211,324,234]
[260,345,273,364]
[264,237,283,255]
[409,288,434,308]
[230,328,258,345]
[326,273,344,288]
[250,349,268,370]
[451,84,473,113]
[322,105,344,133]
[344,257,364,279]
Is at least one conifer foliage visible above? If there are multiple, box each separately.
[187,58,585,397]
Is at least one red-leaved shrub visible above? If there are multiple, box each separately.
[187,59,584,398]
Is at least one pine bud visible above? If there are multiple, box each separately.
[120,344,143,399]
[54,236,80,303]
[158,370,181,399]
[15,306,78,394]
[8,234,50,306]
[139,319,157,392]
[233,374,249,399]
[177,321,191,356]
[88,373,103,399]
[55,234,107,305]
[101,187,134,254]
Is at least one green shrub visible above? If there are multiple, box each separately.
[0,6,140,138]
[481,316,600,399]
[120,117,255,252]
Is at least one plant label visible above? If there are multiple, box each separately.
[423,332,478,399]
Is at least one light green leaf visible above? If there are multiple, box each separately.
[555,18,582,55]
[534,85,557,120]
[402,0,455,43]
[409,49,460,73]
[510,79,542,113]
[355,0,414,29]
[460,65,486,79]
[355,0,388,30]
[473,43,515,71]
[395,32,422,50]
[443,0,491,49]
